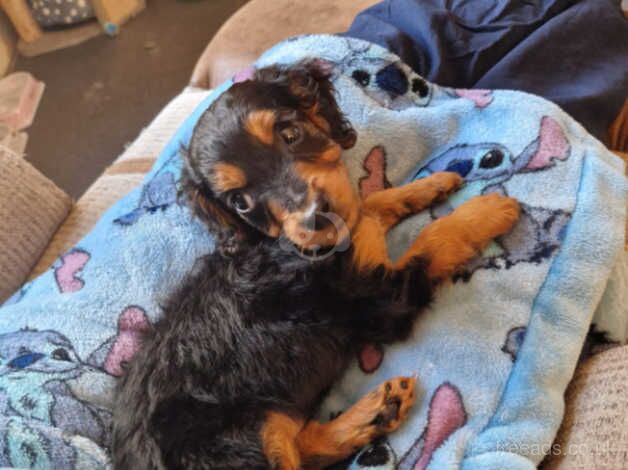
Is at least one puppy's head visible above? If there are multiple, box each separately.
[182,61,359,254]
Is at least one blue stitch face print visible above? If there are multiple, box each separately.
[0,329,111,468]
[335,38,432,110]
[410,116,572,278]
[0,330,82,378]
[114,171,178,226]
[414,116,570,185]
[416,143,515,183]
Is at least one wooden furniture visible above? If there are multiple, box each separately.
[0,0,145,57]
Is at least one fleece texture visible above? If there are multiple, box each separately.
[0,36,626,469]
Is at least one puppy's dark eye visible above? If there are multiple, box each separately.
[228,192,254,213]
[279,125,301,145]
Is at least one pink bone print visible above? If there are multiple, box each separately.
[104,306,151,376]
[526,116,570,170]
[454,89,493,108]
[359,145,391,199]
[54,249,90,293]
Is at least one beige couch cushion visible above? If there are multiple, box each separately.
[190,0,379,89]
[0,151,72,301]
[543,345,628,469]
[30,88,212,278]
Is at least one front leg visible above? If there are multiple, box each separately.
[261,377,417,470]
[351,172,462,272]
[297,376,416,469]
[362,172,463,231]
[395,193,521,282]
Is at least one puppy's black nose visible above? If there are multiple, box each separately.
[319,200,331,213]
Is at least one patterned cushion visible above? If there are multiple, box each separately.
[0,151,71,302]
[28,0,95,28]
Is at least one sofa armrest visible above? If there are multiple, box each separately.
[189,0,379,89]
[543,345,628,469]
[0,151,72,302]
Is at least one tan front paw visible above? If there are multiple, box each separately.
[426,172,464,202]
[457,193,521,244]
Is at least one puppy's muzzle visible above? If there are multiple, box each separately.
[299,197,333,232]
[281,195,349,250]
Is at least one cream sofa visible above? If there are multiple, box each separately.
[1,1,626,468]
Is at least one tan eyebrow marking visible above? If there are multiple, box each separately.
[245,109,276,146]
[211,162,247,192]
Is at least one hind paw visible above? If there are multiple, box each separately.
[368,376,417,433]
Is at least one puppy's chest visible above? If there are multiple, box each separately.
[245,270,348,325]
[223,248,352,327]
[248,281,341,325]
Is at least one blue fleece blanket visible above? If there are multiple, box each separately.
[0,36,626,469]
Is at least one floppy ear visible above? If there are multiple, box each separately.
[179,160,251,256]
[256,61,357,149]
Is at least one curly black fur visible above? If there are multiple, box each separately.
[112,62,433,469]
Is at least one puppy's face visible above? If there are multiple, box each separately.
[184,62,359,252]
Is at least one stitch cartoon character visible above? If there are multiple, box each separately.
[0,329,111,452]
[335,38,497,110]
[334,38,432,110]
[414,117,570,198]
[114,170,178,226]
[411,116,572,275]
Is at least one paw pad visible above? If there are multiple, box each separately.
[371,376,417,432]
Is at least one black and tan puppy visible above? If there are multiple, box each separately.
[112,61,520,470]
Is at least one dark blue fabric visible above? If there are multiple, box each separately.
[344,0,628,144]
